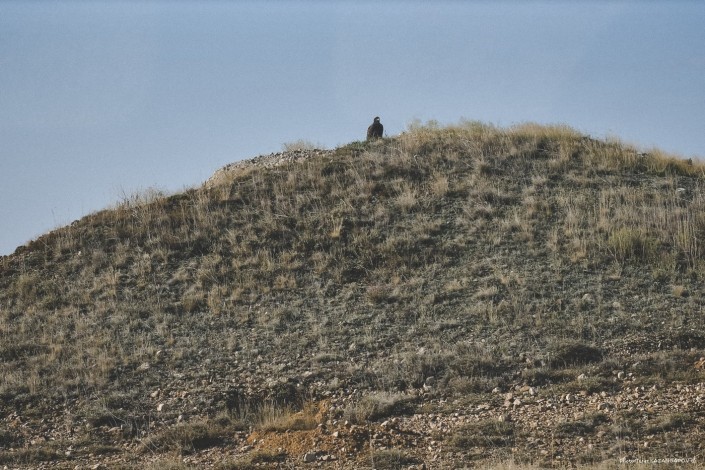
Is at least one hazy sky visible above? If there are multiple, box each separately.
[2,1,704,256]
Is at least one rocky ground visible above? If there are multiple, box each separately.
[2,340,704,469]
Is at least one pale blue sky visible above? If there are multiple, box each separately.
[2,1,704,255]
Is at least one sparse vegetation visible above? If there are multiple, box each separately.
[281,139,323,152]
[450,419,516,448]
[1,120,704,467]
[140,420,232,454]
[343,392,415,424]
[547,341,604,368]
[555,412,610,437]
[370,449,422,469]
[645,412,694,434]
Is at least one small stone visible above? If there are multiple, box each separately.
[617,371,625,380]
[157,403,165,412]
[303,452,317,463]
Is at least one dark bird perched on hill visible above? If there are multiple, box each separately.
[367,116,383,140]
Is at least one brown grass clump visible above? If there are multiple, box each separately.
[254,400,323,433]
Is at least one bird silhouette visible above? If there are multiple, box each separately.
[366,117,383,140]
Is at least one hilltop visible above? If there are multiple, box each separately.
[1,121,705,469]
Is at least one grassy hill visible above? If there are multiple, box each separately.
[1,121,704,468]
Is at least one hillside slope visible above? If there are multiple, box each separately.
[1,122,704,468]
